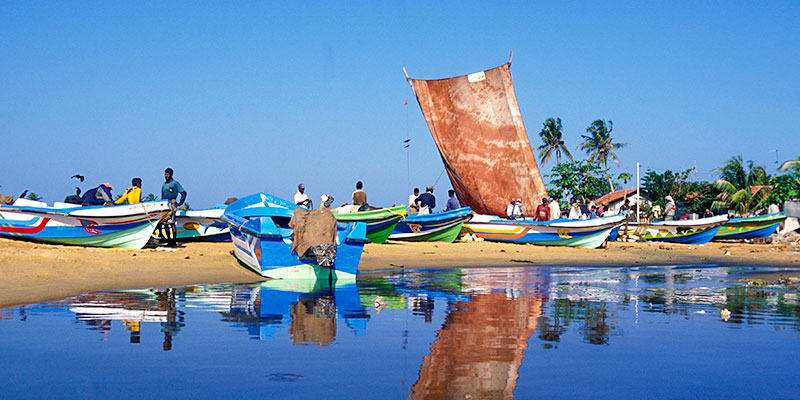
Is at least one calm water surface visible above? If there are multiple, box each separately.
[2,265,799,399]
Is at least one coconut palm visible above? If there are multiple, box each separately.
[536,117,573,166]
[779,156,800,172]
[711,156,771,217]
[617,172,632,198]
[579,120,628,191]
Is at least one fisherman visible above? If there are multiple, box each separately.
[319,194,335,209]
[703,208,713,218]
[294,183,312,209]
[768,203,780,214]
[535,197,551,221]
[81,183,113,206]
[549,194,562,220]
[416,186,436,215]
[664,195,676,221]
[568,198,581,219]
[408,188,420,214]
[159,168,187,247]
[588,205,598,219]
[352,181,367,210]
[506,198,525,220]
[578,199,590,219]
[115,178,142,205]
[445,189,460,211]
[619,199,631,217]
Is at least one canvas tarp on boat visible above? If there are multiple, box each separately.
[409,63,547,217]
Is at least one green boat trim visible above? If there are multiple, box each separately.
[333,205,407,244]
[390,221,466,242]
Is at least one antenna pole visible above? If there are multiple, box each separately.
[508,51,513,65]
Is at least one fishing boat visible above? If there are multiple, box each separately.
[620,215,728,244]
[166,206,230,241]
[388,207,473,242]
[0,198,168,249]
[714,212,786,240]
[221,193,369,280]
[331,205,407,244]
[465,215,625,248]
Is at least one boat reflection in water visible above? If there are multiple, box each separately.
[221,279,370,345]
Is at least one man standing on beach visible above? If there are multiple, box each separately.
[294,184,312,209]
[159,168,187,247]
[664,196,676,221]
[535,198,551,221]
[549,195,561,219]
[408,188,420,214]
[416,186,436,215]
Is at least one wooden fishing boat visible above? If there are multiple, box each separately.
[465,215,625,248]
[170,206,230,241]
[0,198,168,249]
[388,207,473,242]
[620,215,728,244]
[331,205,407,244]
[221,193,369,281]
[714,212,786,240]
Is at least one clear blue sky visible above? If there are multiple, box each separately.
[2,2,799,208]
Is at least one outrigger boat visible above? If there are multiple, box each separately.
[0,198,168,249]
[714,212,786,240]
[331,205,406,244]
[167,206,230,241]
[221,193,369,281]
[388,207,473,242]
[465,214,625,248]
[619,215,728,244]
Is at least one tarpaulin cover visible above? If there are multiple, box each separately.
[411,63,548,217]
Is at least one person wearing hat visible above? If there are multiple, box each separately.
[664,195,676,221]
[416,185,436,215]
[294,183,312,209]
[506,197,525,220]
[535,197,551,221]
[114,178,142,205]
[81,183,114,206]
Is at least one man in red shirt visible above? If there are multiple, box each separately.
[535,198,551,221]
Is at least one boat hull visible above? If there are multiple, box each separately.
[0,201,168,249]
[622,215,728,244]
[389,207,472,242]
[333,205,406,244]
[164,208,230,241]
[714,212,786,240]
[466,215,624,249]
[222,193,369,281]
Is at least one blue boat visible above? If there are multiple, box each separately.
[220,193,369,281]
[620,215,728,244]
[466,214,625,248]
[388,207,473,242]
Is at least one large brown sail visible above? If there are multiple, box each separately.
[409,62,547,217]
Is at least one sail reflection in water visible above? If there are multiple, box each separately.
[2,265,800,399]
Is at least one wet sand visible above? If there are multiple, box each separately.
[1,237,798,308]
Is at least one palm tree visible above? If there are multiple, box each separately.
[712,156,771,217]
[579,120,628,191]
[617,172,632,198]
[536,117,573,166]
[779,156,800,172]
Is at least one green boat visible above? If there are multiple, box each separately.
[714,212,786,240]
[332,205,407,244]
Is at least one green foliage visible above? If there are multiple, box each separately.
[26,192,42,201]
[545,160,608,203]
[778,156,800,173]
[143,193,156,201]
[536,117,573,167]
[712,156,771,216]
[768,173,800,204]
[641,168,693,208]
[579,119,628,191]
[684,182,719,214]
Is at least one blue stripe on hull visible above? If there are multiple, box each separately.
[716,223,780,240]
[649,226,722,244]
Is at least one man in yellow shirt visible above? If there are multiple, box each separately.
[115,178,142,205]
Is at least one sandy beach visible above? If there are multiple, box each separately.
[1,237,798,308]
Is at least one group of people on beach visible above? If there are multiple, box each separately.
[407,186,459,215]
[67,168,188,246]
[294,180,373,212]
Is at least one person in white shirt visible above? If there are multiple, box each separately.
[408,187,420,214]
[294,183,311,209]
[505,198,525,220]
[549,195,562,220]
[767,203,780,214]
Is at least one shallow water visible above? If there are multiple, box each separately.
[2,265,799,399]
